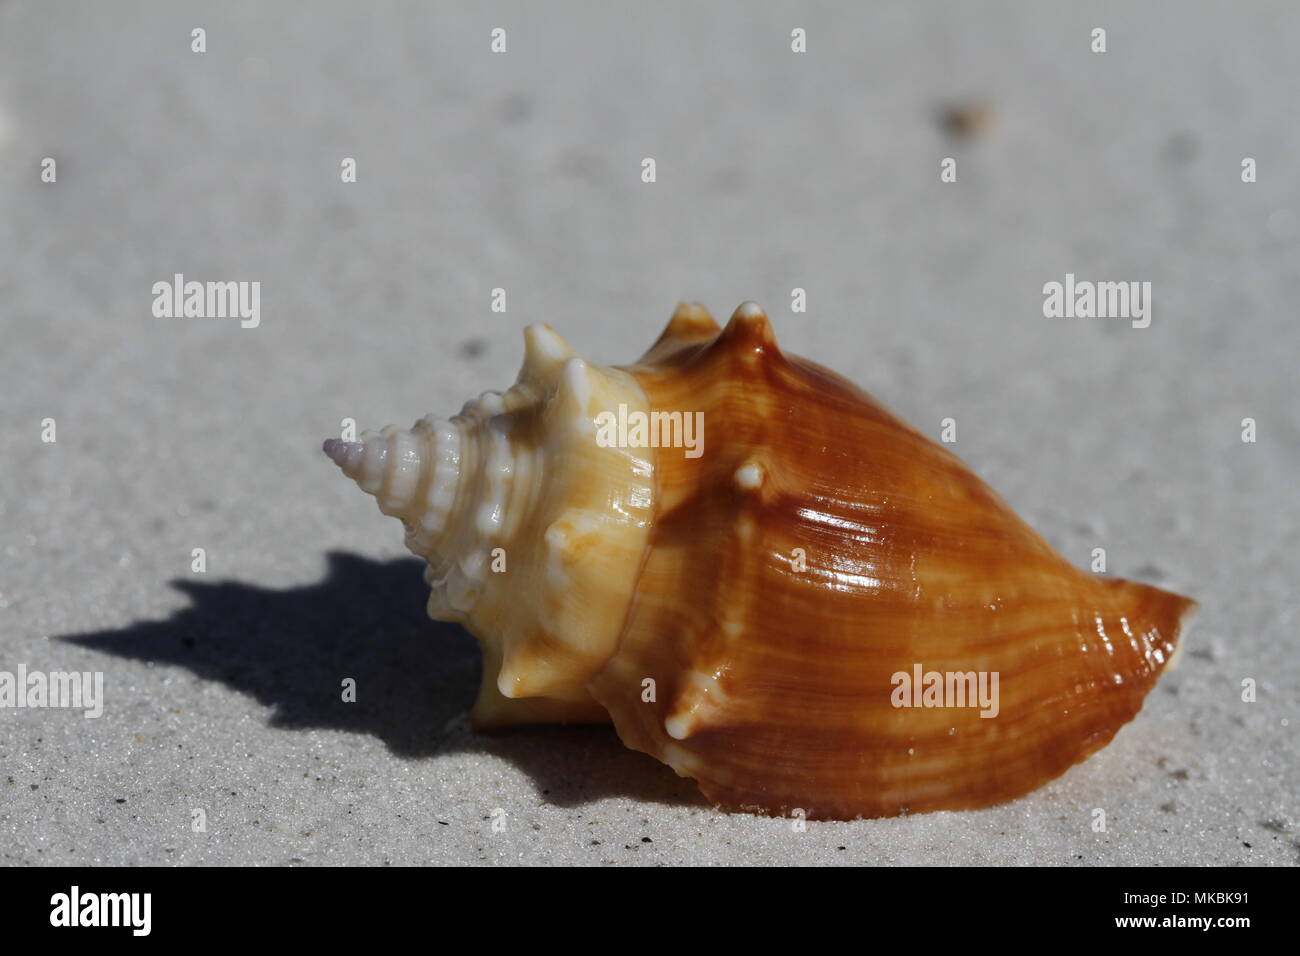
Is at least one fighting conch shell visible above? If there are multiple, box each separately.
[324,302,1195,819]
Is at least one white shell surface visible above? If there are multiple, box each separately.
[328,325,656,727]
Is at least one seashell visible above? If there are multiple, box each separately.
[324,302,1195,819]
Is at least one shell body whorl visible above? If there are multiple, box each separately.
[325,302,1195,819]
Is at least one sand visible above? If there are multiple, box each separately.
[0,0,1295,865]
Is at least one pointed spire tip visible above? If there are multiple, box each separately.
[322,438,359,468]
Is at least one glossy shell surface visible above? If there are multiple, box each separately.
[325,302,1196,819]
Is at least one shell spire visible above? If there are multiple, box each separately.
[323,323,655,729]
[322,420,460,533]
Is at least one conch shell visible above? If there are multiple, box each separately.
[324,302,1195,819]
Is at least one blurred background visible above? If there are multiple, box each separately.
[0,1,1295,864]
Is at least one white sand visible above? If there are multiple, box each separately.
[0,0,1295,865]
